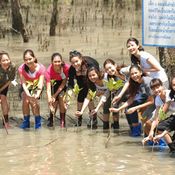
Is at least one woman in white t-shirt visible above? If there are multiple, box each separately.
[142,78,171,146]
[126,37,169,88]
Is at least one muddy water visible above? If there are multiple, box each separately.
[0,1,173,175]
[0,124,174,175]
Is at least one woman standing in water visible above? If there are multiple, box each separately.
[0,51,16,128]
[45,53,70,128]
[18,49,45,129]
[126,37,168,88]
[67,50,99,127]
[110,65,155,136]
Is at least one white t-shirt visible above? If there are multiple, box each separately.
[155,90,171,107]
[140,51,168,83]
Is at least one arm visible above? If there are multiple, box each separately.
[46,81,52,103]
[0,81,11,93]
[75,98,90,116]
[126,96,154,114]
[53,79,67,98]
[143,56,161,73]
[162,101,171,113]
[142,108,159,144]
[110,97,134,113]
[112,81,129,104]
[153,130,169,142]
[34,75,44,99]
[0,63,16,92]
[19,73,32,97]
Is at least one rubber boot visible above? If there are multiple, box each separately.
[111,121,119,133]
[131,123,141,137]
[103,121,109,133]
[35,115,41,129]
[158,138,167,147]
[168,142,175,153]
[20,115,30,129]
[60,113,66,128]
[171,132,175,141]
[111,121,119,129]
[87,114,98,129]
[47,112,53,127]
[75,116,82,127]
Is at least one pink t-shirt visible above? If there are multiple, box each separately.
[45,63,70,83]
[18,63,46,81]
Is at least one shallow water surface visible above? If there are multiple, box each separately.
[0,119,174,175]
[0,1,172,174]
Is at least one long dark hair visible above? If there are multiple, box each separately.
[23,49,37,73]
[69,50,88,72]
[86,67,104,90]
[128,65,143,97]
[51,52,65,66]
[150,78,163,90]
[103,58,126,79]
[87,67,104,83]
[0,51,11,70]
[169,77,175,101]
[126,37,144,65]
[0,51,10,61]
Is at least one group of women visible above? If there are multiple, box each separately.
[0,37,175,155]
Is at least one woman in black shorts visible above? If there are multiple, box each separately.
[67,50,99,127]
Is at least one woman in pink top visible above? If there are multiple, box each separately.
[45,52,70,128]
[18,49,45,129]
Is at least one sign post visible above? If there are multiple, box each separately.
[142,0,175,47]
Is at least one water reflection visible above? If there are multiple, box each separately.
[0,124,175,175]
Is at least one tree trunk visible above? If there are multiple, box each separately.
[1,0,9,3]
[11,0,29,42]
[49,0,58,36]
[159,47,175,77]
[0,0,9,7]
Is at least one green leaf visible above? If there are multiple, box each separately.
[73,83,82,95]
[104,78,124,91]
[87,89,96,100]
[50,79,56,86]
[158,107,166,121]
[26,79,39,95]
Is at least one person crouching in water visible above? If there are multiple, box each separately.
[18,49,45,129]
[110,65,155,136]
[143,78,175,153]
[45,53,70,128]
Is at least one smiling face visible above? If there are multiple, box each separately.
[127,41,139,55]
[104,63,116,76]
[52,55,62,69]
[151,85,164,96]
[88,69,99,83]
[130,67,142,83]
[24,52,36,68]
[70,56,82,71]
[0,54,11,70]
